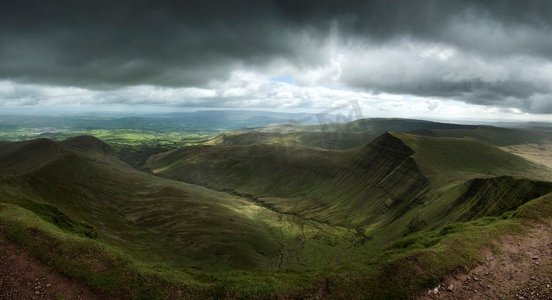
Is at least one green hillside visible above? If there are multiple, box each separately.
[0,137,362,273]
[1,121,552,299]
[396,132,551,182]
[205,130,371,150]
[425,126,550,146]
[147,132,552,228]
[201,118,462,150]
[146,143,345,197]
[200,118,551,153]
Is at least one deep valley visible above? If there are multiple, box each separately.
[1,115,551,299]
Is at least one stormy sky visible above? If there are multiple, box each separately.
[1,0,552,120]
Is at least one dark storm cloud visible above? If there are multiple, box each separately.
[1,0,552,113]
[0,0,301,87]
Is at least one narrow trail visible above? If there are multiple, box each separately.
[0,231,102,300]
[418,221,552,300]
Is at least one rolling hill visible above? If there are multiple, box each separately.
[147,131,552,229]
[201,118,552,153]
[1,118,552,299]
[0,136,361,273]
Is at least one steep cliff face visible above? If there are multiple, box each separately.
[453,176,552,220]
[307,132,429,225]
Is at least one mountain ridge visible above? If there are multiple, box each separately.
[1,119,551,299]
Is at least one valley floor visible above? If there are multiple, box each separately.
[0,231,102,300]
[418,221,552,300]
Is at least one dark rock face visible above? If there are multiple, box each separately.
[455,176,552,220]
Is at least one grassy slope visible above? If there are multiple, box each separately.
[203,119,551,152]
[205,130,372,150]
[0,137,361,273]
[147,131,552,222]
[396,132,552,183]
[1,122,552,298]
[2,188,551,299]
[202,118,462,150]
[146,143,346,197]
[147,130,552,250]
[201,118,461,151]
[426,126,550,146]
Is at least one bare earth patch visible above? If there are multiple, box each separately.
[0,233,102,300]
[418,221,552,300]
[502,141,552,171]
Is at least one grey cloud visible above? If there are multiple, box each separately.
[0,0,318,88]
[337,40,552,114]
[1,0,552,113]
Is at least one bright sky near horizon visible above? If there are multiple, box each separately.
[1,1,552,122]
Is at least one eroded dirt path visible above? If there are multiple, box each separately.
[419,221,552,300]
[0,233,102,300]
